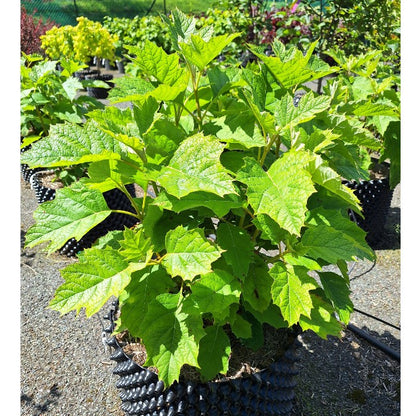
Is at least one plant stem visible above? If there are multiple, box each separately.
[260,133,279,166]
[111,209,141,220]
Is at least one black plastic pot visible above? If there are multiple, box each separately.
[117,60,126,74]
[86,74,114,99]
[343,177,394,245]
[74,68,100,81]
[29,170,57,203]
[105,302,300,416]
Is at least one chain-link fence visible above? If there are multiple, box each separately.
[21,1,308,27]
[21,0,220,26]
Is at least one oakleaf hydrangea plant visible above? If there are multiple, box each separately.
[24,10,375,387]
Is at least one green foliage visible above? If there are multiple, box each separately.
[26,11,378,387]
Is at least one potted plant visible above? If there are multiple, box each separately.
[25,10,375,415]
[40,16,118,73]
[20,53,105,184]
[318,47,400,245]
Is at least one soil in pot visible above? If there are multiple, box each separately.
[106,303,300,416]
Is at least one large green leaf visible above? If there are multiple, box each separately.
[203,102,266,149]
[299,293,342,339]
[217,223,253,280]
[180,33,240,70]
[153,191,243,217]
[318,272,353,324]
[272,92,331,130]
[242,261,273,312]
[87,106,144,152]
[269,263,318,326]
[198,325,231,381]
[162,226,223,280]
[119,227,153,263]
[301,208,375,263]
[127,41,187,86]
[20,120,124,168]
[49,247,141,316]
[140,292,205,386]
[183,269,241,321]
[237,150,316,236]
[307,155,361,211]
[252,40,337,88]
[25,181,113,253]
[158,133,236,198]
[118,266,176,337]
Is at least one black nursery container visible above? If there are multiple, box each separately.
[29,172,138,256]
[105,302,300,416]
[343,177,394,246]
[86,74,114,99]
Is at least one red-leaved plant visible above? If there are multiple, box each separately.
[21,6,56,55]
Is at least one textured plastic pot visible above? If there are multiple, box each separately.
[105,301,300,416]
[343,177,393,245]
[74,68,100,81]
[86,74,114,99]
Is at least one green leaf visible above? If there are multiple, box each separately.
[318,272,353,324]
[242,261,273,312]
[25,181,112,253]
[301,208,375,263]
[307,155,361,210]
[253,214,291,245]
[380,121,400,188]
[162,8,213,52]
[253,40,337,88]
[143,118,186,164]
[162,226,223,280]
[132,96,159,137]
[299,294,342,339]
[184,269,241,321]
[180,33,240,70]
[140,292,205,386]
[127,41,187,86]
[88,106,144,152]
[20,120,125,168]
[217,223,253,280]
[153,191,243,217]
[49,247,135,316]
[198,325,231,381]
[273,92,331,130]
[350,100,399,117]
[237,150,316,236]
[229,312,252,339]
[118,265,176,337]
[269,263,318,326]
[62,77,83,101]
[243,302,288,329]
[203,102,266,149]
[158,133,236,198]
[119,227,153,263]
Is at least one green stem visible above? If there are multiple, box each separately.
[260,134,279,166]
[111,209,141,220]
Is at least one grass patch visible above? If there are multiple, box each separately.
[22,0,216,26]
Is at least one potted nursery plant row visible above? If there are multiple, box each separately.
[23,10,393,415]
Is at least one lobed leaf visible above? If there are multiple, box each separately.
[140,292,205,386]
[25,181,113,253]
[158,133,236,198]
[49,247,137,316]
[162,226,223,281]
